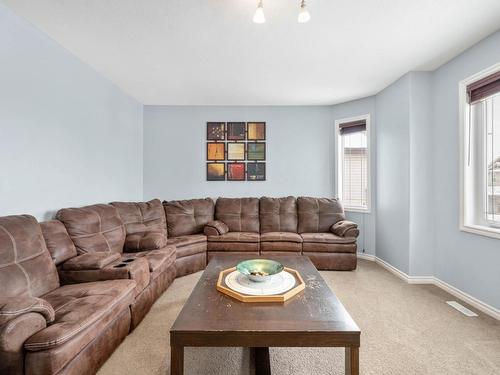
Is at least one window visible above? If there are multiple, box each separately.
[460,64,500,239]
[335,115,371,212]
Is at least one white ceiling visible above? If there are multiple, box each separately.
[3,0,500,105]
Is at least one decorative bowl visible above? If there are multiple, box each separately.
[236,259,284,282]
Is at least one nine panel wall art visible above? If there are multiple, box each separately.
[206,122,266,181]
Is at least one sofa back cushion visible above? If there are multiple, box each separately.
[215,198,259,233]
[297,197,345,233]
[259,196,298,233]
[111,199,167,236]
[0,215,59,298]
[56,204,126,254]
[163,198,214,237]
[40,220,78,265]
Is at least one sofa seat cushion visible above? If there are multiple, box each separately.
[207,232,260,243]
[24,279,135,352]
[260,232,302,243]
[173,242,207,259]
[167,234,207,247]
[207,242,260,252]
[123,246,176,279]
[300,232,356,244]
[207,232,260,252]
[260,242,302,253]
[124,231,168,251]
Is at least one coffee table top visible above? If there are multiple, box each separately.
[171,255,360,342]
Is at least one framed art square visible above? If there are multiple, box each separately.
[247,162,266,181]
[227,163,246,181]
[207,163,225,181]
[227,142,245,161]
[247,122,266,140]
[247,142,265,160]
[207,122,225,140]
[227,122,246,140]
[207,142,225,160]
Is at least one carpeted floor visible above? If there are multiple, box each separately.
[98,259,500,375]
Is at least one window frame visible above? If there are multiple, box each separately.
[459,62,500,240]
[334,114,371,213]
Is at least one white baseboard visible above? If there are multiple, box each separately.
[356,252,375,261]
[357,253,500,320]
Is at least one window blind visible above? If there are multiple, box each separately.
[339,119,366,135]
[339,119,368,209]
[467,71,500,104]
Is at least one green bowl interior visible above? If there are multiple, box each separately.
[236,259,284,276]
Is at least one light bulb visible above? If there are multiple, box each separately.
[298,1,311,23]
[253,1,265,24]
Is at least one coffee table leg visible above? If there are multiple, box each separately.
[250,347,271,375]
[171,345,184,375]
[345,347,359,375]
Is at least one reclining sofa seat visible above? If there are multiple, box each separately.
[297,197,359,270]
[54,202,175,330]
[259,196,302,254]
[0,215,135,375]
[163,198,212,276]
[207,197,261,261]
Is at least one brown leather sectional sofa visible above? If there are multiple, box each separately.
[0,196,358,374]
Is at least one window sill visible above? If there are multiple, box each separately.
[345,207,371,214]
[460,223,500,240]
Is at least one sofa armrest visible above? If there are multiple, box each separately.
[61,252,121,270]
[0,297,55,326]
[0,313,47,374]
[124,231,167,252]
[204,220,229,236]
[331,220,359,238]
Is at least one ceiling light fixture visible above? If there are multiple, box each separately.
[253,0,266,24]
[297,0,311,23]
[253,0,311,24]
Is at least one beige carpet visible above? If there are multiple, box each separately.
[98,259,500,375]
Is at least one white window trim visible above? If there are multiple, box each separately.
[459,62,500,240]
[334,114,371,213]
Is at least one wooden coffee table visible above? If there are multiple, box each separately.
[170,255,360,375]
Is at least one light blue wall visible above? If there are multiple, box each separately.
[373,30,500,310]
[0,5,143,220]
[431,30,500,310]
[143,105,335,198]
[375,75,411,274]
[408,72,434,276]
